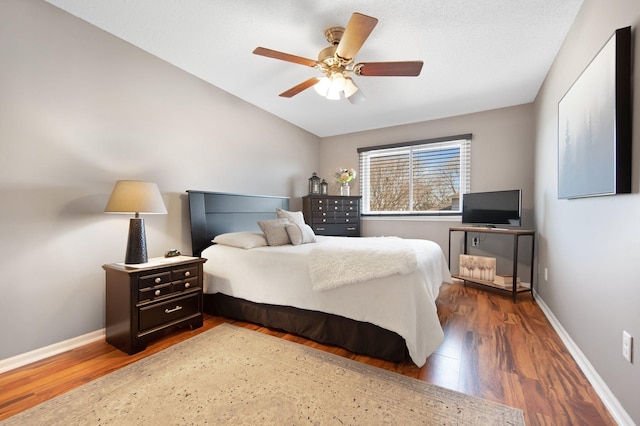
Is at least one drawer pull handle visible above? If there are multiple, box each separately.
[347,227,356,231]
[184,271,190,277]
[316,227,325,231]
[185,282,190,288]
[154,290,161,296]
[155,278,162,284]
[165,305,183,314]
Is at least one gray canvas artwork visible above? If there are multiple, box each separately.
[558,33,616,199]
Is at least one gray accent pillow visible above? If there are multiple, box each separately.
[276,208,305,226]
[212,232,268,249]
[257,218,291,246]
[285,223,316,245]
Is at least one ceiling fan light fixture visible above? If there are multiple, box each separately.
[343,76,359,98]
[331,72,346,91]
[324,72,345,100]
[347,88,366,104]
[314,76,330,96]
[326,86,342,100]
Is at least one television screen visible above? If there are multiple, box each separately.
[462,190,522,227]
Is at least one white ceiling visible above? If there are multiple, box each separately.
[44,0,583,137]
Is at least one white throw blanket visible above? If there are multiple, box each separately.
[308,237,418,291]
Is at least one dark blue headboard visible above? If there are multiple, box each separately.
[187,191,289,256]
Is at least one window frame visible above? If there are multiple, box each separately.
[358,134,472,217]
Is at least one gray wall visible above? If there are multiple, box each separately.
[319,104,536,274]
[0,0,320,359]
[533,0,640,423]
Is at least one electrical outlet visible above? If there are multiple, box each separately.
[622,331,633,363]
[472,237,480,247]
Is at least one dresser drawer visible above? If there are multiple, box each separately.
[312,224,359,236]
[138,283,172,302]
[138,271,171,289]
[336,217,357,224]
[138,293,200,332]
[173,277,199,292]
[311,199,327,210]
[335,211,357,218]
[314,216,336,224]
[312,211,330,219]
[172,266,198,281]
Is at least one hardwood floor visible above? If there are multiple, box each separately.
[0,282,615,425]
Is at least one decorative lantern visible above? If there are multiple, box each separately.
[308,172,321,194]
[320,179,328,195]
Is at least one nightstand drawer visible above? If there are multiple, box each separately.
[138,271,171,289]
[172,266,198,280]
[138,283,172,302]
[173,277,199,292]
[139,293,200,332]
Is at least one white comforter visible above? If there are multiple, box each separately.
[201,236,452,367]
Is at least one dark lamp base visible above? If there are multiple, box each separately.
[125,218,148,264]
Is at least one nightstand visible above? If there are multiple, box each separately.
[103,256,207,354]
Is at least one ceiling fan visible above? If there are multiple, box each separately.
[253,12,423,103]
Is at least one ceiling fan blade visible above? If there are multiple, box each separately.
[336,13,378,61]
[355,61,424,77]
[253,47,318,68]
[279,77,321,98]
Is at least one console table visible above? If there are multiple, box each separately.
[448,227,535,302]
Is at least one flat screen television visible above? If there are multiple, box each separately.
[461,190,522,227]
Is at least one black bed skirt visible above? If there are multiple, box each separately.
[204,293,409,362]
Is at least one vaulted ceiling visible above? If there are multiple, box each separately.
[44,0,583,137]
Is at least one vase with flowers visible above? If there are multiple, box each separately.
[335,168,357,196]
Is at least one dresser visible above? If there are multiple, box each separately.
[103,256,206,354]
[302,195,361,236]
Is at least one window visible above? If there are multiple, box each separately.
[358,134,471,216]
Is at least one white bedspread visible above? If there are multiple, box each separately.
[201,236,452,367]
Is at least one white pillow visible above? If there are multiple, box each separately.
[286,223,316,245]
[276,208,305,226]
[212,232,267,249]
[257,218,291,246]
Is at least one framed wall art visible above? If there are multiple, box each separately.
[558,26,632,199]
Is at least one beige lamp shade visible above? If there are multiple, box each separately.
[104,180,167,215]
[105,180,167,264]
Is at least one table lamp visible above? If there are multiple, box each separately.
[104,180,167,264]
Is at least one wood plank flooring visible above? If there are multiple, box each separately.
[0,282,616,425]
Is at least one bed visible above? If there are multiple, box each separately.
[187,190,452,366]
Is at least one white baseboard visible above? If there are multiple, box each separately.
[534,292,634,426]
[0,329,105,374]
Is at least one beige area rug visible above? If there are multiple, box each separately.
[3,324,524,425]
